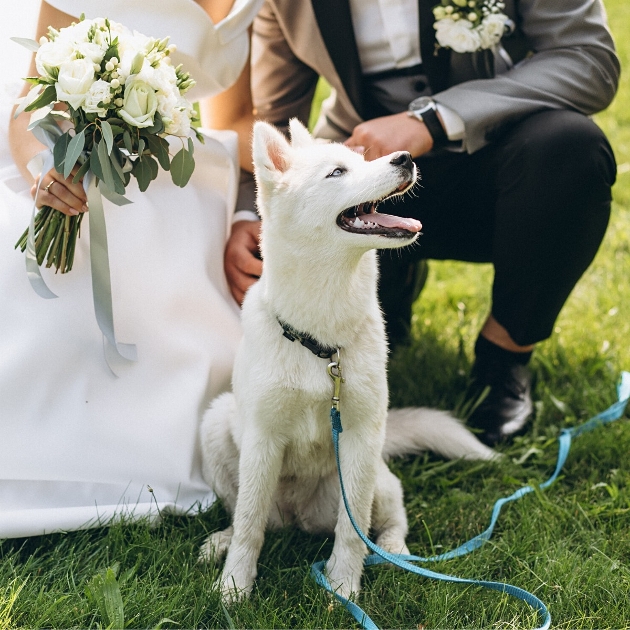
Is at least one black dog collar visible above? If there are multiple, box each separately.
[277,318,338,360]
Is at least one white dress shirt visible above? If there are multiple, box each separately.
[348,0,421,74]
[348,0,465,141]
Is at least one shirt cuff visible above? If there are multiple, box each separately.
[232,209,260,224]
[435,103,465,141]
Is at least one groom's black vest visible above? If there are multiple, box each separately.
[310,0,529,120]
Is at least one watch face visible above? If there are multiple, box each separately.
[409,96,433,112]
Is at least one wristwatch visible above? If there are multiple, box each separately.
[407,96,449,149]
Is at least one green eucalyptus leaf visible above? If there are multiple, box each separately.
[107,150,126,195]
[170,147,195,188]
[97,139,122,194]
[187,136,194,156]
[101,120,114,155]
[143,112,164,135]
[145,154,159,181]
[53,132,71,174]
[108,124,125,136]
[90,141,105,181]
[28,112,63,138]
[132,157,153,192]
[72,158,91,185]
[25,85,57,112]
[109,146,126,181]
[63,129,85,179]
[138,137,146,157]
[123,130,133,153]
[97,140,112,183]
[145,135,170,171]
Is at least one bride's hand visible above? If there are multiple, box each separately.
[32,166,88,216]
[225,220,262,305]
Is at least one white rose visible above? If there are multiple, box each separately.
[163,97,193,136]
[56,18,94,45]
[36,39,75,78]
[55,58,96,110]
[108,20,133,42]
[145,63,178,96]
[435,18,481,53]
[119,78,158,127]
[157,92,177,122]
[76,41,106,65]
[117,46,146,84]
[120,31,153,61]
[83,79,112,116]
[479,14,508,49]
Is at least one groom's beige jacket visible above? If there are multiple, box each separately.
[250,0,619,154]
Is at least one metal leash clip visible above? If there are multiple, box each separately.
[327,349,344,411]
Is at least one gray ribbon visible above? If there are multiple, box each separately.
[26,150,58,299]
[84,172,137,374]
[24,112,137,375]
[25,114,64,299]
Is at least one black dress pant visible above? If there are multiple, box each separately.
[378,109,616,347]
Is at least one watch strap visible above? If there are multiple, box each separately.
[417,105,448,149]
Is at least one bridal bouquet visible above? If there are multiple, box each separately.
[432,0,511,53]
[14,15,202,273]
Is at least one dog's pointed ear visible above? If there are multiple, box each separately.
[288,118,313,149]
[252,120,292,179]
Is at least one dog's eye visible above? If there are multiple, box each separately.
[326,167,346,178]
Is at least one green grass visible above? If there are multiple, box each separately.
[2,2,630,628]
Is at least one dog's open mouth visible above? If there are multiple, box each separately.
[337,183,422,238]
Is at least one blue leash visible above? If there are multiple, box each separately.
[311,370,630,629]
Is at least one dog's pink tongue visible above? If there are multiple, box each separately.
[370,212,422,232]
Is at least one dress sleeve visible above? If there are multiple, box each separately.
[44,0,263,99]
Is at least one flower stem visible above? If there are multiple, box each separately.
[37,210,61,266]
[45,213,65,269]
[58,214,70,272]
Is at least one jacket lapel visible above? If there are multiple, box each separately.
[311,0,452,117]
[311,0,366,118]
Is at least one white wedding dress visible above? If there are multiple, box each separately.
[0,0,262,538]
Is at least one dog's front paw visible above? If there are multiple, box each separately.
[215,566,254,603]
[198,526,233,565]
[325,558,362,600]
[375,533,410,558]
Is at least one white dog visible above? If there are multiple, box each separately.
[199,119,495,601]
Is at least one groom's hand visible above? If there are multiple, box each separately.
[344,112,434,161]
[225,220,262,305]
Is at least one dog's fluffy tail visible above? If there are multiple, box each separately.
[383,407,498,461]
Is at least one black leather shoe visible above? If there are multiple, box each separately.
[466,361,533,446]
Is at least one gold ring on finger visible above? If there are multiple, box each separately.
[44,181,54,193]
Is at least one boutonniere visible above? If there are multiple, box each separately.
[432,0,513,53]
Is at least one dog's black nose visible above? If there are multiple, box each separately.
[390,151,413,172]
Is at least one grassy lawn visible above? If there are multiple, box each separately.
[2,2,630,628]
